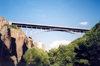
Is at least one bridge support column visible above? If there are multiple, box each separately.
[29,27,33,36]
[21,25,22,29]
[25,26,28,35]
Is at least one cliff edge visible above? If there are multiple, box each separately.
[0,16,35,66]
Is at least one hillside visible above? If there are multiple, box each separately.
[48,22,100,66]
[73,22,100,66]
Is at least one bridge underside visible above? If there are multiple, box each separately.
[12,22,89,33]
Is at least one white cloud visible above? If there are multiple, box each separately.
[49,40,71,49]
[80,21,88,25]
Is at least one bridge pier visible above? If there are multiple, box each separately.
[25,26,28,35]
[29,27,33,36]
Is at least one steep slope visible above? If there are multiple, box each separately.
[73,22,100,66]
[48,22,100,66]
[0,16,35,66]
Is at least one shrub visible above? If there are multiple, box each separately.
[23,47,50,66]
[10,24,19,29]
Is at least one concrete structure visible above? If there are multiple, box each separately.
[33,41,45,51]
[37,42,45,51]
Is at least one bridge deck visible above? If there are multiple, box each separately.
[12,22,89,33]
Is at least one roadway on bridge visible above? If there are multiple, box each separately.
[12,22,89,33]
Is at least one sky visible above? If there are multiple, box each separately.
[0,0,100,50]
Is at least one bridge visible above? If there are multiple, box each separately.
[11,22,89,33]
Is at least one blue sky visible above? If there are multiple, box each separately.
[0,0,100,50]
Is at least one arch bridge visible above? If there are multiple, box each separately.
[11,22,89,34]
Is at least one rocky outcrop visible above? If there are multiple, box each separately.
[10,27,34,63]
[0,16,34,66]
[0,16,9,29]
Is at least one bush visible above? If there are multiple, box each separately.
[23,47,50,66]
[10,24,19,29]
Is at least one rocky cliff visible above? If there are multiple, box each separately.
[0,16,35,66]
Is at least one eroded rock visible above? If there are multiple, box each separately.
[0,16,34,66]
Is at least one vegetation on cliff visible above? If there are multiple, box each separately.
[10,24,20,29]
[0,24,20,31]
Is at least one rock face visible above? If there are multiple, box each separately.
[0,16,34,66]
[0,16,9,29]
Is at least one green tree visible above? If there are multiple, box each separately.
[48,44,78,66]
[23,47,50,66]
[48,48,58,65]
[73,22,100,66]
[48,22,100,66]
